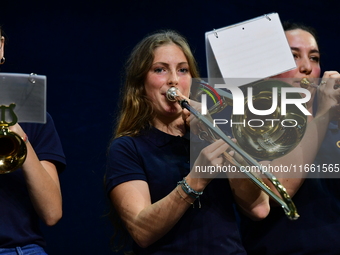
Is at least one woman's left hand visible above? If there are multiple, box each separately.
[316,71,340,120]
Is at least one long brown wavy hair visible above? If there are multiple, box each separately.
[113,29,200,139]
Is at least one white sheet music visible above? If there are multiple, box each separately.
[206,13,296,86]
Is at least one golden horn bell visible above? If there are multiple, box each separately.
[231,80,307,160]
[192,79,307,160]
[0,125,27,174]
[0,103,27,174]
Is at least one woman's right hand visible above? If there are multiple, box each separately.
[186,139,231,191]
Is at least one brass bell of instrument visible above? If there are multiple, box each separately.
[0,124,27,174]
[192,79,307,160]
[232,80,307,160]
[0,103,27,174]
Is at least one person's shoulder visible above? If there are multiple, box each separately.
[46,111,53,120]
[109,135,137,150]
[112,132,149,143]
[22,112,54,128]
[112,135,135,144]
[45,112,56,125]
[109,128,154,150]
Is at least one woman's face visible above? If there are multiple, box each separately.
[272,29,321,87]
[144,43,192,118]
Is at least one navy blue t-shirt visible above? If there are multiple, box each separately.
[105,126,246,255]
[240,121,340,254]
[0,112,66,248]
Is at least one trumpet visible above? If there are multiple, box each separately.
[0,104,27,174]
[166,80,302,220]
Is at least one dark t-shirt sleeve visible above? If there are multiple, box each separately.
[105,136,147,195]
[21,112,66,173]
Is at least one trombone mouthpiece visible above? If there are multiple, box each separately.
[300,78,310,89]
[166,87,179,102]
[300,78,317,89]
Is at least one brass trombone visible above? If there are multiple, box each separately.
[166,79,306,220]
[0,103,27,174]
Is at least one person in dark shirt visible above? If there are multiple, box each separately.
[0,26,66,254]
[239,21,340,255]
[104,30,259,254]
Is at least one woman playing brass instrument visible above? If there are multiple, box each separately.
[104,30,270,254]
[0,26,66,254]
[237,21,340,255]
[104,26,340,254]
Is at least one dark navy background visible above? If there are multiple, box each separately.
[1,0,339,254]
